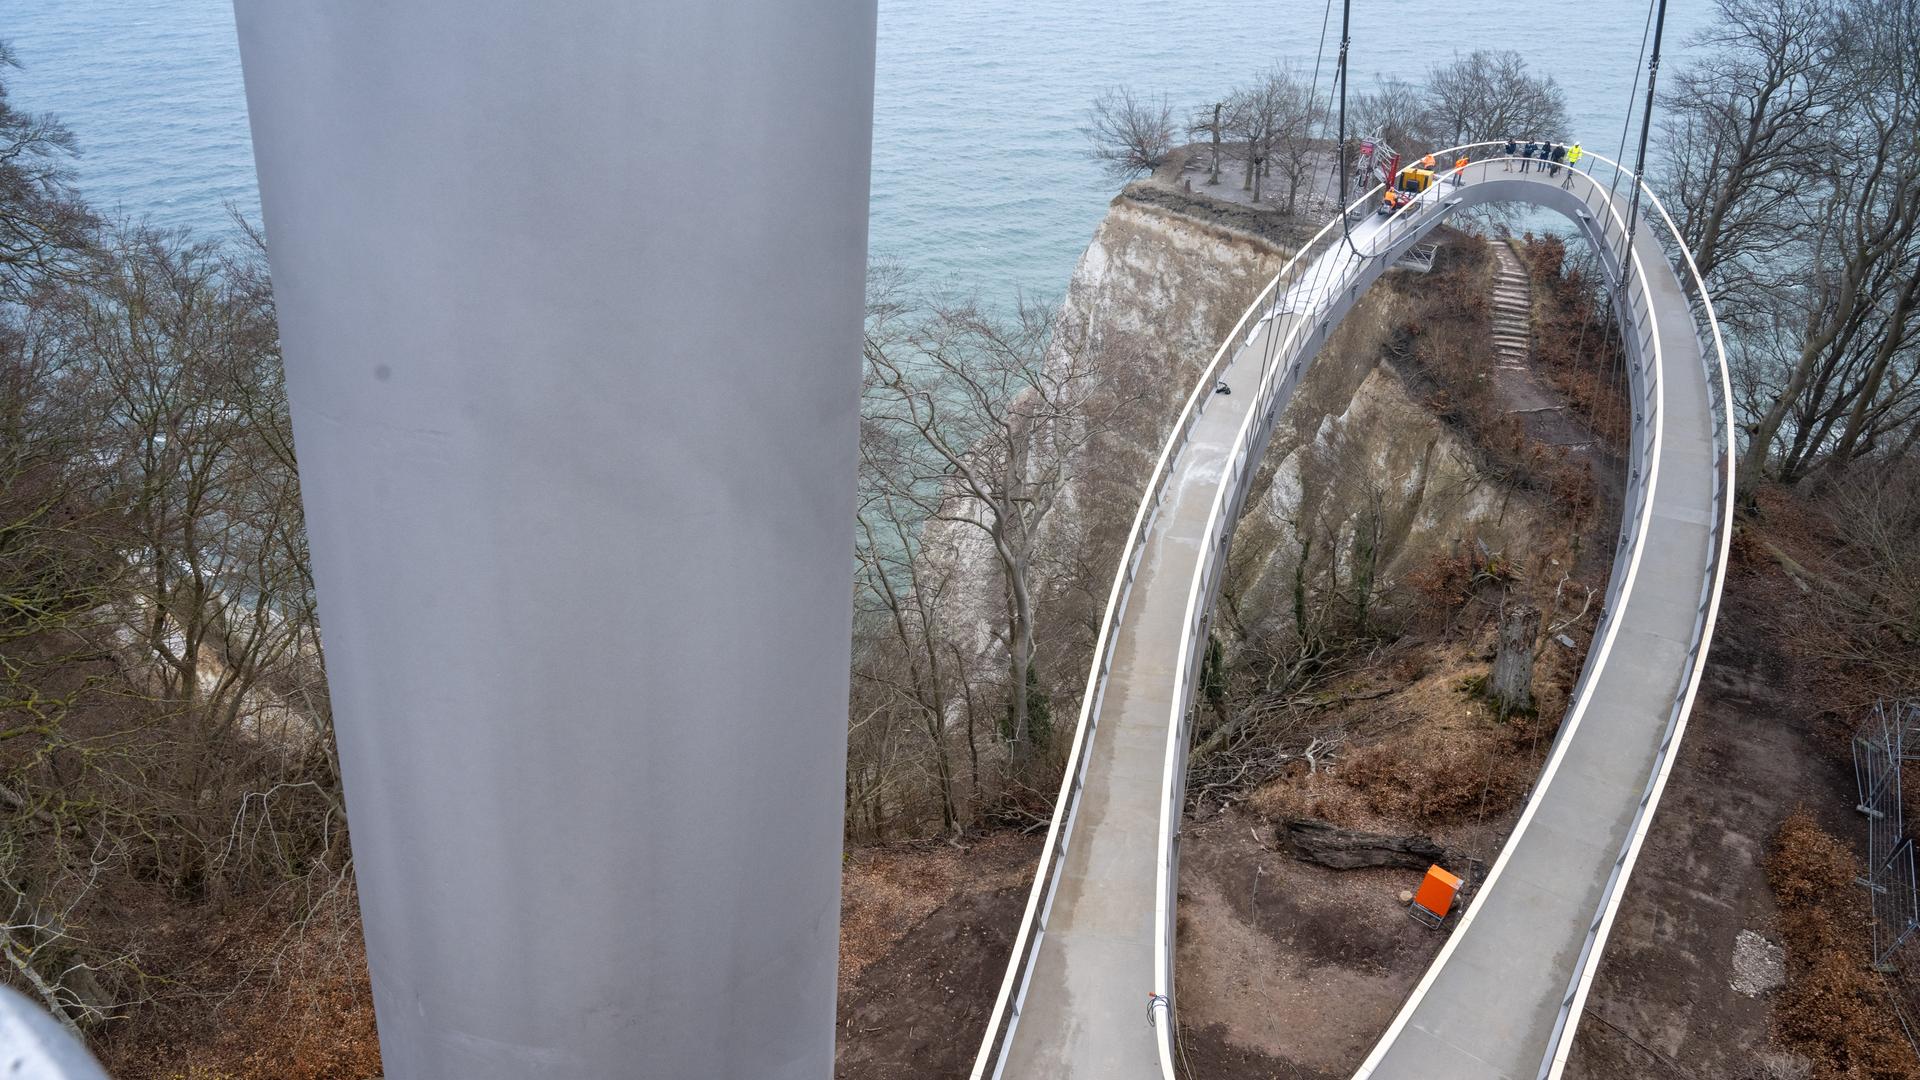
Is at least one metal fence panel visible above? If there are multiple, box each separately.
[1857,701,1920,970]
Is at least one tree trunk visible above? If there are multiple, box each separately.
[1826,266,1920,471]
[1003,532,1037,764]
[1491,601,1540,716]
[1280,818,1447,870]
[1208,103,1222,185]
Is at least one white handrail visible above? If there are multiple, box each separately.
[1536,170,1735,1080]
[970,136,1729,1080]
[1150,146,1688,1079]
[1150,162,1429,1077]
[967,178,1327,1080]
[1348,150,1669,1080]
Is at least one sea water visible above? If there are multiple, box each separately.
[5,0,1706,301]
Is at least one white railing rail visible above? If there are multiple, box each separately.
[1151,147,1705,1079]
[969,138,1729,1080]
[966,185,1337,1080]
[1534,162,1735,1080]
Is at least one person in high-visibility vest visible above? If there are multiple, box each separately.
[1453,154,1469,186]
[1420,153,1436,169]
[1561,141,1582,187]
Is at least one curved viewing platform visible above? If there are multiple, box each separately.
[971,147,1733,1080]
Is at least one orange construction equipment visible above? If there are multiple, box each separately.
[1395,168,1436,193]
[1410,864,1462,928]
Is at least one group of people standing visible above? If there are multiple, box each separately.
[1501,137,1582,182]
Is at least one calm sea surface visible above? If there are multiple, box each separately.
[6,0,1707,301]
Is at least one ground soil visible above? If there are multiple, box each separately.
[92,891,381,1080]
[834,831,1041,1080]
[1170,637,1568,1078]
[1561,559,1831,1078]
[1564,501,1920,1080]
[1173,810,1513,1079]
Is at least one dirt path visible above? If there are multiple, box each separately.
[1564,551,1871,1078]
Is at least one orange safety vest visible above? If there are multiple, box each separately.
[1455,156,1469,170]
[1421,154,1435,168]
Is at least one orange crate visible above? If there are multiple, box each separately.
[1410,864,1462,928]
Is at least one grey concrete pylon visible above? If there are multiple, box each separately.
[231,5,876,1078]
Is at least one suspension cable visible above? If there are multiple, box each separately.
[1335,0,1363,256]
[1620,0,1671,293]
[1610,0,1657,202]
[1307,0,1337,140]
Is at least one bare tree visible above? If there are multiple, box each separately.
[1084,86,1176,181]
[863,293,1120,767]
[1655,0,1830,288]
[0,42,94,302]
[1228,73,1281,202]
[1421,50,1569,147]
[1814,456,1920,684]
[1727,0,1920,485]
[1658,0,1920,489]
[1265,67,1323,215]
[1351,76,1436,162]
[852,272,978,834]
[1188,100,1242,187]
[1813,0,1920,472]
[852,464,988,836]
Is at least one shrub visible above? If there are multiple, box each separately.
[1764,808,1918,1079]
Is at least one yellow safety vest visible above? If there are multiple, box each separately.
[1567,146,1583,164]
